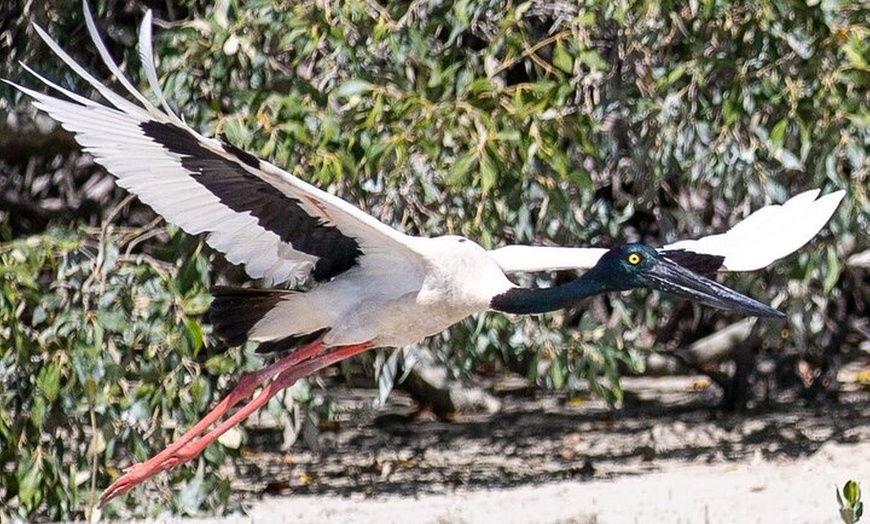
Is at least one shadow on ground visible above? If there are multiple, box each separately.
[232,376,870,500]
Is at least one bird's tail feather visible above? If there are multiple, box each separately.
[209,286,326,354]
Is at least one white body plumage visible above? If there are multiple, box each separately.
[252,236,515,348]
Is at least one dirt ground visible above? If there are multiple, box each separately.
[163,368,870,524]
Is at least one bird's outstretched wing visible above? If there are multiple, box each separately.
[490,189,844,273]
[663,189,844,271]
[8,5,421,286]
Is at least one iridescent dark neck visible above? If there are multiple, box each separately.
[490,274,620,315]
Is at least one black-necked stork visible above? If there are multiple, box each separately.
[7,5,844,505]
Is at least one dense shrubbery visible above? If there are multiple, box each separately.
[0,225,248,519]
[0,0,866,519]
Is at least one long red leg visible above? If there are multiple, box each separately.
[135,342,375,468]
[99,339,372,506]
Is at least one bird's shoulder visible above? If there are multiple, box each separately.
[408,235,513,295]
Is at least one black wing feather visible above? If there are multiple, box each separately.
[661,249,726,278]
[141,121,362,281]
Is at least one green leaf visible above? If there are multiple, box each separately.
[823,246,841,294]
[770,118,788,151]
[722,95,740,125]
[479,152,498,194]
[843,37,869,71]
[259,135,276,158]
[31,395,47,428]
[661,65,686,86]
[183,318,205,354]
[18,458,43,508]
[578,50,609,71]
[844,480,861,506]
[449,151,478,186]
[97,309,127,332]
[204,355,236,375]
[87,429,107,457]
[189,375,212,411]
[550,354,565,389]
[183,292,212,316]
[223,117,250,146]
[38,363,62,403]
[553,41,574,73]
[84,378,98,404]
[567,169,594,190]
[837,480,863,523]
[334,79,375,98]
[774,147,804,171]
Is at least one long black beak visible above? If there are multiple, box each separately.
[645,258,785,318]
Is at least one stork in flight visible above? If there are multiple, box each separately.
[8,4,844,505]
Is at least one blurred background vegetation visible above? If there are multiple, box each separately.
[0,0,867,520]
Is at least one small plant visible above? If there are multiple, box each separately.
[838,480,864,524]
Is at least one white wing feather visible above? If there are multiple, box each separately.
[10,6,422,285]
[491,189,844,273]
[665,189,844,271]
[487,246,608,273]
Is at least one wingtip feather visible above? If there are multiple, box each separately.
[721,188,844,271]
[137,9,180,121]
[664,188,844,272]
[81,0,158,112]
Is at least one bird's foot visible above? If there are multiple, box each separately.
[99,443,203,505]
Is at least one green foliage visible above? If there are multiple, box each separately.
[0,226,246,520]
[141,0,864,399]
[838,480,864,524]
[0,0,867,519]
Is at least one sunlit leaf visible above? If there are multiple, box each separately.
[334,80,375,98]
[18,458,43,509]
[553,41,574,73]
[37,363,62,403]
[204,355,236,375]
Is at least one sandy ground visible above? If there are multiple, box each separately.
[169,442,870,524]
[147,372,870,524]
[90,366,870,524]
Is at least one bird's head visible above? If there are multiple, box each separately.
[583,243,784,318]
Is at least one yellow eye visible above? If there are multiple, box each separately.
[627,253,642,265]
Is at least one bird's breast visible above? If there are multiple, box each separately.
[325,237,515,348]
